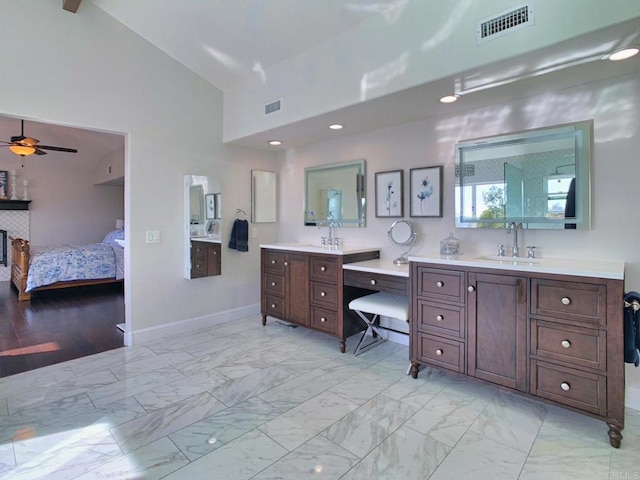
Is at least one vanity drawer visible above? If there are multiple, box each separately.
[310,282,338,309]
[265,295,285,318]
[192,242,207,259]
[531,279,606,326]
[531,360,606,415]
[416,267,465,304]
[191,260,206,278]
[264,273,285,296]
[416,300,464,338]
[263,250,287,275]
[343,270,408,295]
[531,320,606,370]
[310,256,339,283]
[416,332,464,373]
[310,306,337,334]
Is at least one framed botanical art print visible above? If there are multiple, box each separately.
[410,165,443,217]
[205,193,217,220]
[375,170,403,218]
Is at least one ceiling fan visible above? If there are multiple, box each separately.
[0,119,78,157]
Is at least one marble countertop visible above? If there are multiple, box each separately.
[343,259,409,278]
[408,252,625,280]
[191,237,222,244]
[260,243,380,256]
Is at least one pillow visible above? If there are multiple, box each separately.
[114,238,125,248]
[103,228,125,246]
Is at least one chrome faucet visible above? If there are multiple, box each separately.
[506,222,523,257]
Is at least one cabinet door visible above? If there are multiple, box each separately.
[286,253,310,325]
[205,243,221,276]
[468,272,527,391]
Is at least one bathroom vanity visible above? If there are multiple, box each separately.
[409,254,625,447]
[260,244,379,352]
[190,239,221,278]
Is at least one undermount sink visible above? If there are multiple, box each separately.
[476,255,542,264]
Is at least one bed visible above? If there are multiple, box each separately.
[10,229,125,301]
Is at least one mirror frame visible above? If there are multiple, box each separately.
[454,120,592,230]
[304,159,366,227]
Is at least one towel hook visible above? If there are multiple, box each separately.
[235,208,247,219]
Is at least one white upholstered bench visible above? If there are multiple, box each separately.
[349,291,410,358]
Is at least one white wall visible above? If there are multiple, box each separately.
[276,71,640,401]
[0,0,277,337]
[224,0,640,142]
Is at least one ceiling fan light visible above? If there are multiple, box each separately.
[9,145,36,156]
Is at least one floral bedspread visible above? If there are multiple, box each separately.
[26,243,118,292]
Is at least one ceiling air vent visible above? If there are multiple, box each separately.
[477,3,534,44]
[264,99,282,116]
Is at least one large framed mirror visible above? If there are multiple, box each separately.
[454,120,592,229]
[304,159,366,227]
[184,174,222,279]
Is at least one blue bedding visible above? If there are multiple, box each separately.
[26,243,118,292]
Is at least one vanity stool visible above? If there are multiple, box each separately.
[349,291,409,358]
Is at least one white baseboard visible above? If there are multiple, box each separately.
[123,303,260,346]
[625,385,640,411]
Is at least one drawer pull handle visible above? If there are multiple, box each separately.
[436,315,444,321]
[271,304,276,309]
[320,317,327,323]
[467,286,475,292]
[561,340,571,349]
[321,266,326,272]
[561,297,571,305]
[196,264,201,268]
[560,382,571,391]
[436,349,443,356]
[436,281,444,288]
[284,261,289,267]
[320,291,326,297]
[271,282,276,287]
[271,260,276,264]
[370,279,377,286]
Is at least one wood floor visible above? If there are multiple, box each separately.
[0,281,125,378]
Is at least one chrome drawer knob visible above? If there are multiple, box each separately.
[561,340,571,348]
[370,279,377,285]
[320,292,326,297]
[561,297,571,305]
[284,261,289,266]
[436,281,444,287]
[436,349,443,356]
[560,382,571,391]
[436,315,444,321]
[321,266,326,272]
[271,282,276,287]
[271,260,276,264]
[467,286,475,292]
[271,304,276,309]
[320,317,326,323]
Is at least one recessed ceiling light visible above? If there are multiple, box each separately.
[268,140,282,146]
[608,47,639,61]
[329,124,343,130]
[440,95,460,104]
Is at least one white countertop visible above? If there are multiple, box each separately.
[408,252,625,280]
[260,243,380,256]
[343,259,409,278]
[191,237,222,244]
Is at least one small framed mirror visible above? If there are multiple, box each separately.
[388,220,417,265]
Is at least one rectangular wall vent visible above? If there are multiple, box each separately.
[477,3,534,44]
[264,99,282,115]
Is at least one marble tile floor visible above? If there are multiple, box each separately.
[0,315,638,479]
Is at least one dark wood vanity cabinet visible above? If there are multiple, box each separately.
[191,240,221,278]
[261,247,379,352]
[410,262,625,448]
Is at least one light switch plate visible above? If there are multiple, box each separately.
[146,230,160,244]
[251,227,258,239]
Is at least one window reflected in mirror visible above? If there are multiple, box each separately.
[455,121,591,230]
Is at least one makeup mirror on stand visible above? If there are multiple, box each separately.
[388,220,417,265]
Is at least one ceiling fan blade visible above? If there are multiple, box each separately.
[10,135,26,142]
[22,137,40,145]
[37,145,78,153]
[34,148,48,156]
